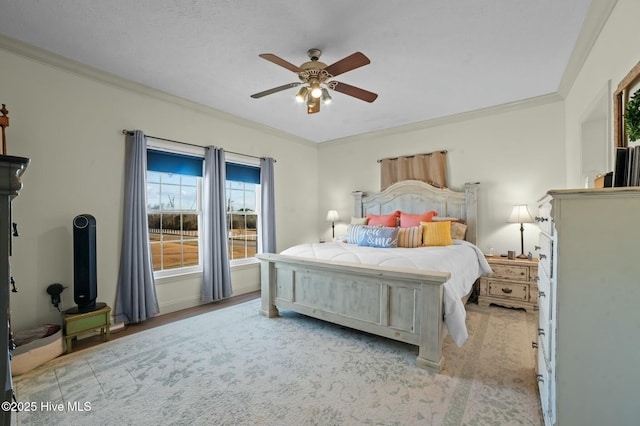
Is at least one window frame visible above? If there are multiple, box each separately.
[225,153,262,267]
[146,140,205,279]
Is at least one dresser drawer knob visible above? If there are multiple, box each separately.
[539,291,545,298]
[501,287,513,294]
[536,374,544,383]
[532,341,538,349]
[533,305,539,311]
[535,216,549,222]
[538,328,545,336]
[534,275,539,282]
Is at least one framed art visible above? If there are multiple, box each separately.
[613,61,640,148]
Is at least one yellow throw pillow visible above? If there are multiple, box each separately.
[421,221,453,246]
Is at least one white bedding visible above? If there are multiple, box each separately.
[280,240,492,347]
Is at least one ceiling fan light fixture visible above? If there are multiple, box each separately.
[310,82,322,99]
[321,88,332,104]
[295,86,308,103]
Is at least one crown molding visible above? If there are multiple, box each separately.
[0,34,316,150]
[557,0,618,97]
[322,92,564,146]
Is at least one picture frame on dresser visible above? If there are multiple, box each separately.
[613,60,640,148]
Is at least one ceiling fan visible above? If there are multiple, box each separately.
[250,48,378,114]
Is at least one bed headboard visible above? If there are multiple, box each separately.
[352,180,480,245]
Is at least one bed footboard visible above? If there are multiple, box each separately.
[257,253,450,372]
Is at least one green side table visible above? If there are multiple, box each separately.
[63,304,111,353]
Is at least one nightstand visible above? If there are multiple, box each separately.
[479,257,538,311]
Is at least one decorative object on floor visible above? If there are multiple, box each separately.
[11,328,64,376]
[13,299,542,425]
[326,209,339,238]
[251,49,377,114]
[508,204,534,259]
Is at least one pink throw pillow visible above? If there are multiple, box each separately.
[400,211,438,227]
[366,210,400,227]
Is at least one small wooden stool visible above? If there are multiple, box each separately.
[63,304,111,353]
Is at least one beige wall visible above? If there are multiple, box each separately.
[317,100,566,256]
[2,47,319,330]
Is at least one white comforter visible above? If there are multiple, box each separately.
[281,240,492,347]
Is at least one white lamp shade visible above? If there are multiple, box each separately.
[508,205,534,223]
[326,210,339,222]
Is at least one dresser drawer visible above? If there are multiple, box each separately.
[536,199,553,236]
[487,280,528,301]
[537,232,553,278]
[537,268,552,321]
[490,264,530,281]
[537,340,551,422]
[538,300,552,363]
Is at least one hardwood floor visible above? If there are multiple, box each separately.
[67,290,260,353]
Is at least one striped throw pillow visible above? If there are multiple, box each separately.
[397,226,423,248]
[347,224,363,244]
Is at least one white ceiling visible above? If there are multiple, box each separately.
[0,0,602,143]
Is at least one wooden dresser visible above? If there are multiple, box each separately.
[478,257,538,311]
[535,188,640,425]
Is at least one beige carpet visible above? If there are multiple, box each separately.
[12,299,542,425]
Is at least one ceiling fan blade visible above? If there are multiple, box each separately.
[259,53,304,73]
[250,82,301,99]
[331,81,378,103]
[324,52,370,77]
[307,100,320,114]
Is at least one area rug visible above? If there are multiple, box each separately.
[12,299,542,425]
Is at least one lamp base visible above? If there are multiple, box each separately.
[516,253,528,259]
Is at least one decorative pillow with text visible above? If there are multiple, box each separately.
[356,226,399,248]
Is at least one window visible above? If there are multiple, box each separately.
[147,149,203,275]
[145,147,261,274]
[226,160,261,263]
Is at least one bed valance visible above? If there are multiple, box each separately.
[379,150,447,190]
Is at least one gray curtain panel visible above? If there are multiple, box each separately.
[202,146,232,302]
[115,130,159,323]
[260,157,276,253]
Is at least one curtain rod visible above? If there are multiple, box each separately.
[377,150,447,163]
[121,130,275,162]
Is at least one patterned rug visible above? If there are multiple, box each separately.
[12,299,542,425]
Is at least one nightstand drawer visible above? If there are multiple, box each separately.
[490,264,530,281]
[487,280,528,301]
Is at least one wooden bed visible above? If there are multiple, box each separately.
[257,180,480,373]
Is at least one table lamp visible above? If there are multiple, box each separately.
[508,204,534,259]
